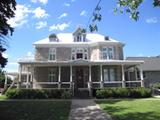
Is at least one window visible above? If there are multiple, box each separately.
[103,69,109,81]
[102,48,108,59]
[74,34,86,42]
[103,68,116,81]
[77,53,83,59]
[49,48,56,61]
[71,48,88,60]
[101,47,114,60]
[108,47,114,59]
[110,69,115,81]
[48,68,56,82]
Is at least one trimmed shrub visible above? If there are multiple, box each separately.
[61,90,72,99]
[5,89,72,99]
[96,88,152,99]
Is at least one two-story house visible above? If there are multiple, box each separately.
[18,28,144,95]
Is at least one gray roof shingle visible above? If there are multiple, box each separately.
[126,56,160,71]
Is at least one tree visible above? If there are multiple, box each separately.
[89,0,160,32]
[0,0,16,68]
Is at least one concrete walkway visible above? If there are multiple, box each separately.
[69,99,112,120]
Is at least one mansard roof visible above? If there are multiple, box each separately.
[34,33,123,46]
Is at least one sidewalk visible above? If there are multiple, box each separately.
[69,99,112,120]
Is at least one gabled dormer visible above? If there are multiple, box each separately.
[49,33,59,42]
[73,27,86,42]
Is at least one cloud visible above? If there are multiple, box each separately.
[58,13,68,19]
[7,4,31,27]
[80,10,87,16]
[31,0,48,4]
[35,21,47,29]
[7,5,49,28]
[64,3,70,7]
[49,22,71,31]
[33,7,49,19]
[71,0,76,2]
[146,17,158,24]
[2,53,9,58]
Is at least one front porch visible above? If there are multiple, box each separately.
[14,60,144,96]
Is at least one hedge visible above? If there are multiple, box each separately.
[96,88,152,99]
[5,89,72,99]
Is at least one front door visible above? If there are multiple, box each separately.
[76,67,84,88]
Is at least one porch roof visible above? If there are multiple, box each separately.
[18,59,144,66]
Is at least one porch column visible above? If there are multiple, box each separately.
[58,66,61,89]
[100,65,103,88]
[18,64,22,88]
[26,66,29,89]
[135,66,137,81]
[70,65,72,88]
[89,65,92,97]
[121,65,125,88]
[31,66,35,88]
[140,64,144,87]
[4,72,8,89]
[89,65,91,82]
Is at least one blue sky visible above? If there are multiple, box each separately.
[4,0,160,72]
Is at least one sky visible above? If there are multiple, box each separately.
[3,0,160,72]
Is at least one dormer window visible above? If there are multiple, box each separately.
[74,34,86,42]
[73,28,86,42]
[49,33,58,42]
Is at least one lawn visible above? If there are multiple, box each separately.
[0,100,71,120]
[97,99,160,120]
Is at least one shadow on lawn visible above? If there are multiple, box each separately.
[97,100,160,120]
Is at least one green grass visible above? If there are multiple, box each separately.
[0,101,71,120]
[0,95,7,100]
[97,99,160,120]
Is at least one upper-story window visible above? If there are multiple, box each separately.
[71,48,88,60]
[74,34,86,42]
[101,47,114,60]
[49,48,56,61]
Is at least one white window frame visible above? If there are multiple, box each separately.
[108,47,114,60]
[103,68,116,82]
[48,68,57,82]
[102,47,108,60]
[101,47,114,60]
[71,48,88,60]
[48,48,56,61]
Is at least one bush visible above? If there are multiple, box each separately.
[96,88,152,99]
[5,89,72,99]
[153,83,160,89]
[61,90,72,99]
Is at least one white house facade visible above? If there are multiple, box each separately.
[17,28,144,96]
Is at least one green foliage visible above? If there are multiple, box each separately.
[97,99,160,120]
[96,88,152,99]
[153,0,160,7]
[0,70,12,88]
[0,101,71,120]
[61,90,72,99]
[153,83,160,89]
[5,89,72,99]
[90,0,160,32]
[0,0,16,68]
